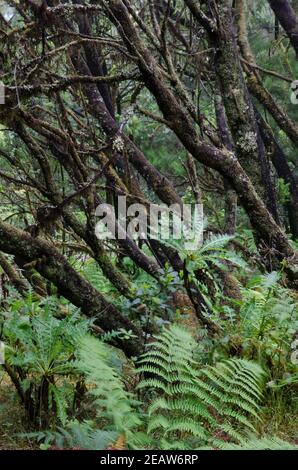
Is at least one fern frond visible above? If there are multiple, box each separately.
[213,436,298,450]
[77,335,142,446]
[138,324,265,449]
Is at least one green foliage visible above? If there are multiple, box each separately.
[36,334,147,450]
[204,436,298,450]
[183,234,247,272]
[76,334,145,448]
[78,258,116,296]
[20,324,297,450]
[219,272,298,378]
[277,178,291,205]
[119,261,184,332]
[138,325,266,449]
[31,420,119,450]
[38,326,271,450]
[0,294,88,428]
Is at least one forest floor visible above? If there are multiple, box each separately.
[0,370,297,450]
[0,373,36,450]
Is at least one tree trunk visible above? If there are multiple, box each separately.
[214,94,238,235]
[104,0,298,282]
[0,220,143,357]
[0,252,29,294]
[267,0,298,57]
[255,108,298,239]
[207,0,278,219]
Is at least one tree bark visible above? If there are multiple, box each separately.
[267,0,298,57]
[104,0,298,281]
[214,94,238,235]
[16,123,133,296]
[0,252,29,295]
[255,108,298,239]
[0,220,143,357]
[206,0,278,219]
[235,0,298,148]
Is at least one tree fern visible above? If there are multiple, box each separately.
[1,295,88,427]
[138,324,266,449]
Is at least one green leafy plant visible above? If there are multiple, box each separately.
[0,294,88,428]
[36,334,147,450]
[76,334,145,448]
[32,324,297,451]
[222,272,298,376]
[138,324,266,449]
[50,326,265,449]
[203,435,298,450]
[30,420,120,451]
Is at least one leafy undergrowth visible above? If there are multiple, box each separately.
[1,321,297,451]
[1,373,297,450]
[0,252,297,450]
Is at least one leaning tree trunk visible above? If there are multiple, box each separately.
[267,0,298,57]
[214,94,238,235]
[0,252,29,295]
[0,220,143,357]
[235,0,298,238]
[103,0,298,284]
[205,0,278,220]
[254,108,298,239]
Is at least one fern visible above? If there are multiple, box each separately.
[1,295,88,427]
[162,233,246,272]
[138,324,266,449]
[29,325,294,451]
[208,436,298,450]
[198,234,234,254]
[234,272,298,375]
[25,420,119,450]
[76,335,147,449]
[79,258,115,296]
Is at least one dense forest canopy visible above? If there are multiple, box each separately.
[0,0,297,452]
